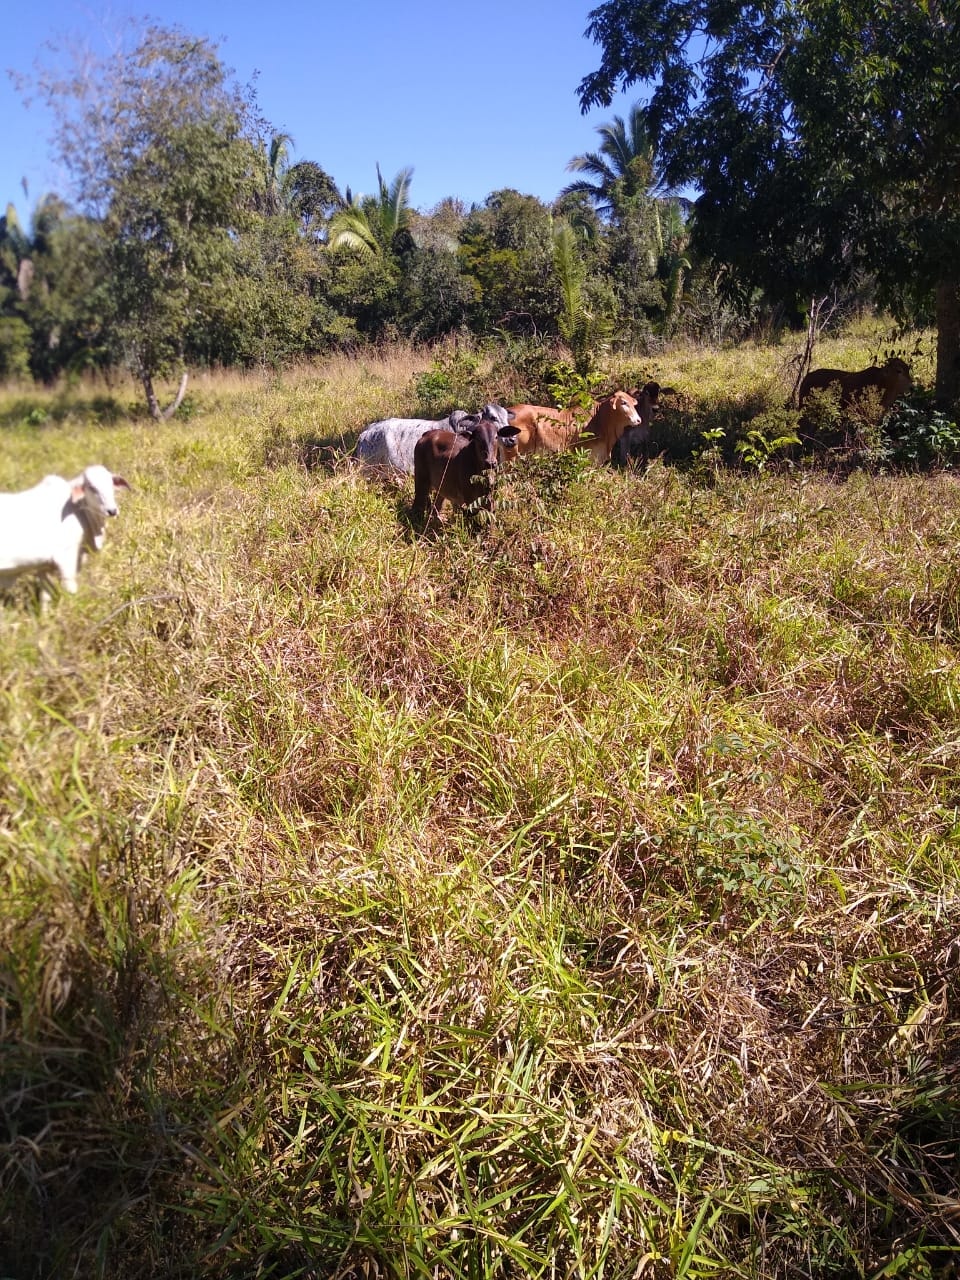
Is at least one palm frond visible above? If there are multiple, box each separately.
[566,151,617,183]
[268,132,295,176]
[564,101,676,213]
[328,204,381,255]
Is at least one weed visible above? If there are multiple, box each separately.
[885,393,960,469]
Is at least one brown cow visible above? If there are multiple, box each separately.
[506,391,642,465]
[411,414,520,524]
[798,357,912,414]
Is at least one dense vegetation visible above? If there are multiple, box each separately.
[5,2,957,416]
[1,25,697,417]
[1,330,958,1278]
[579,0,960,406]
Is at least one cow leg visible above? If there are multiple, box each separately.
[411,456,431,524]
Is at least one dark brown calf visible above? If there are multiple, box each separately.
[412,415,520,523]
[611,381,664,466]
[798,357,912,414]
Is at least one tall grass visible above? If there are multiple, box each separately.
[1,337,958,1279]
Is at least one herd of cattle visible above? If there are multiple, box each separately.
[354,382,664,522]
[0,357,914,602]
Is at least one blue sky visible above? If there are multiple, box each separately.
[4,0,643,221]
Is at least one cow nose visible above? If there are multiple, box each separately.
[107,507,118,517]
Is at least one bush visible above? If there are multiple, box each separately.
[413,342,487,416]
[884,393,960,469]
[0,315,32,380]
[486,335,581,407]
[735,408,802,472]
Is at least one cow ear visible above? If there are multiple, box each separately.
[455,415,479,435]
[112,475,131,490]
[499,425,521,441]
[71,481,85,501]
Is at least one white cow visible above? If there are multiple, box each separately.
[354,404,515,474]
[0,464,131,598]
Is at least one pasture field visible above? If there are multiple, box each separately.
[1,332,958,1279]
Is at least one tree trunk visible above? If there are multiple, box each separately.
[140,364,163,421]
[138,365,189,422]
[935,278,960,409]
[160,371,189,421]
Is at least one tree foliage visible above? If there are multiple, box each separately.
[0,197,107,381]
[459,190,564,336]
[13,11,954,390]
[328,165,414,257]
[19,24,264,416]
[577,0,960,402]
[561,100,671,218]
[284,162,344,240]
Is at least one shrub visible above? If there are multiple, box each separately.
[735,408,801,472]
[487,336,588,407]
[798,383,843,440]
[0,315,31,380]
[413,342,487,416]
[885,393,960,469]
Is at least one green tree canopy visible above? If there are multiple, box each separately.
[19,23,265,417]
[458,190,562,336]
[578,0,960,403]
[284,162,344,239]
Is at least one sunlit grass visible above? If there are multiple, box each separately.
[1,341,958,1279]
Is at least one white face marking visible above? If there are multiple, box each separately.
[83,465,120,516]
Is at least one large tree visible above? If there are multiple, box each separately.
[577,0,960,404]
[17,24,264,418]
[458,190,563,336]
[284,162,344,241]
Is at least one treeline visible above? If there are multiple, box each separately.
[0,25,785,418]
[0,170,712,373]
[4,3,959,421]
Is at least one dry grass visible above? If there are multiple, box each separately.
[1,339,958,1279]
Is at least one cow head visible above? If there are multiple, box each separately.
[883,358,913,401]
[72,465,130,519]
[480,403,517,428]
[456,417,522,471]
[610,391,642,425]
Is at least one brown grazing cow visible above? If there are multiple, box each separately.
[411,414,521,523]
[505,391,642,465]
[798,357,912,414]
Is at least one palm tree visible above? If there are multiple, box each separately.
[565,103,694,334]
[328,165,414,256]
[552,217,611,373]
[261,132,295,214]
[561,102,672,220]
[657,200,692,335]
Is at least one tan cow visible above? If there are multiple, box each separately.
[505,391,642,465]
[798,357,912,415]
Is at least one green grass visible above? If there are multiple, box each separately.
[1,340,958,1279]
